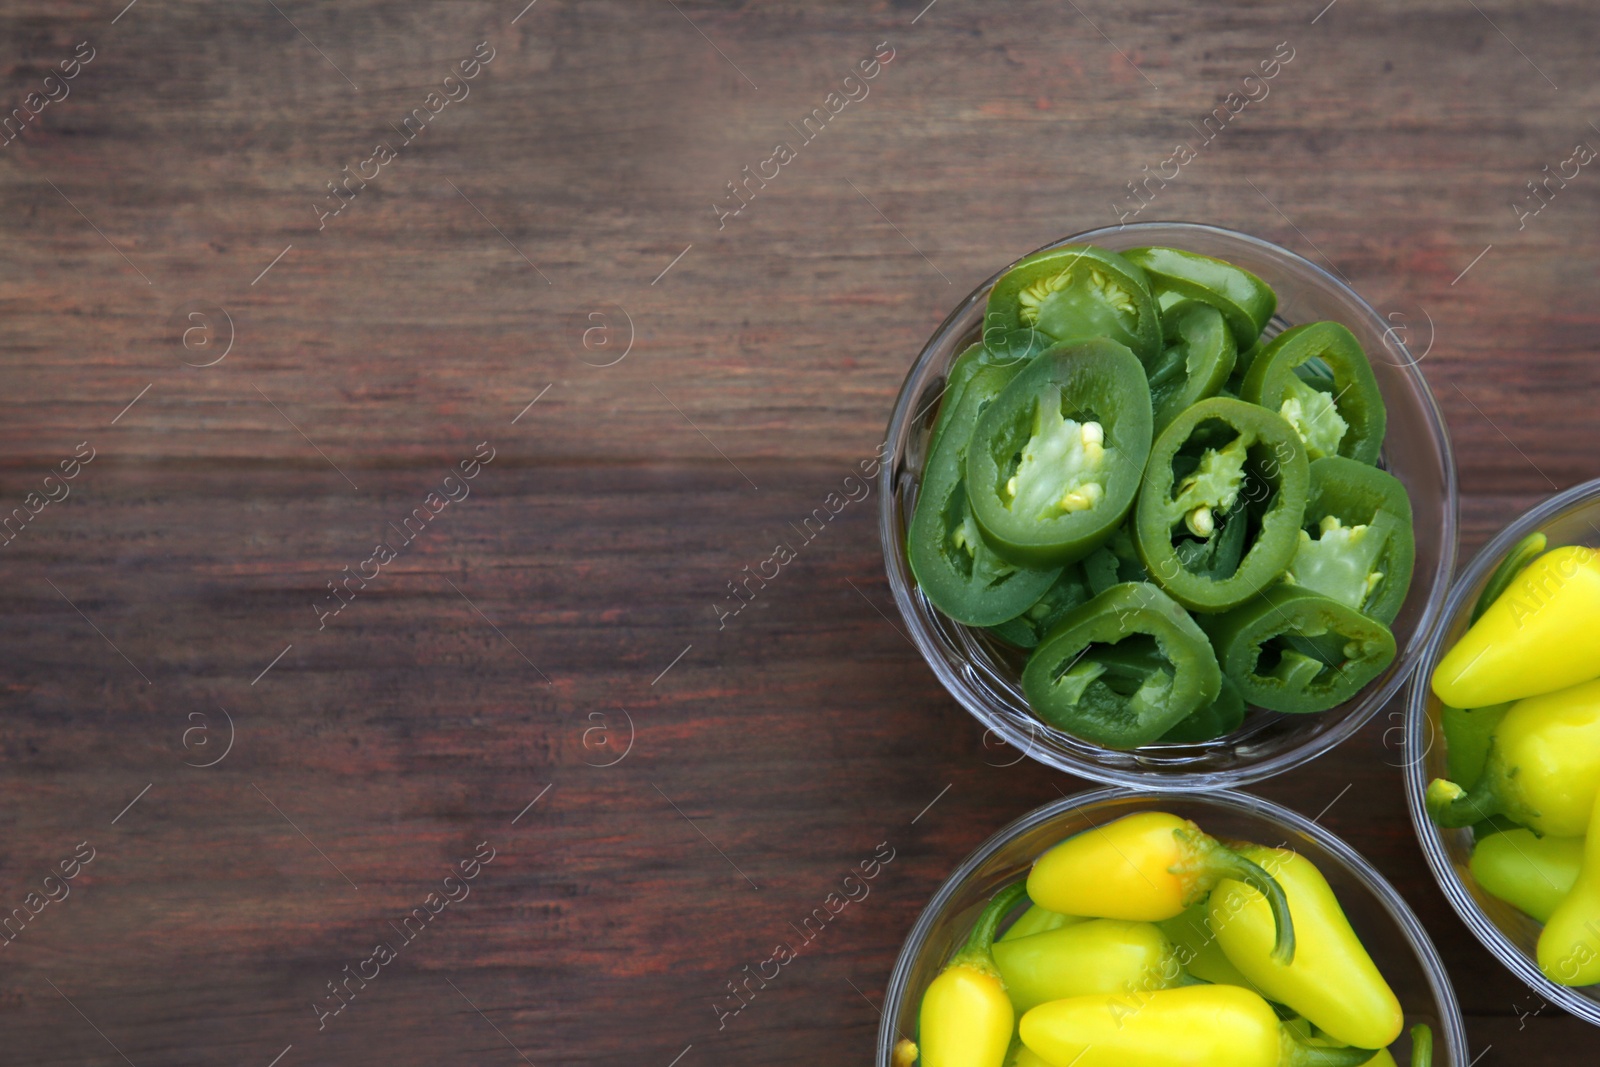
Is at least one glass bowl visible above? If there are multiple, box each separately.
[1405,476,1600,1024]
[878,222,1457,789]
[875,788,1468,1066]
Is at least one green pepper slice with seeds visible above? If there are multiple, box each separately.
[984,245,1161,365]
[1149,299,1237,435]
[928,329,1054,456]
[1021,581,1222,748]
[908,363,1063,626]
[1240,322,1386,465]
[1125,245,1278,349]
[1134,397,1310,613]
[965,339,1153,566]
[1204,585,1396,714]
[988,563,1094,649]
[1283,457,1414,625]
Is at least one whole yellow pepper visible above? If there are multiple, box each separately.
[918,882,1028,1067]
[1210,846,1402,1050]
[1018,984,1379,1067]
[1427,676,1600,837]
[1432,545,1600,707]
[1028,811,1295,963]
[999,904,1083,942]
[1470,828,1583,923]
[992,918,1177,1012]
[1538,787,1600,986]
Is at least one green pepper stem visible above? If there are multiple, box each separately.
[1279,1033,1380,1067]
[1209,849,1297,966]
[1409,1023,1433,1067]
[1425,776,1507,829]
[951,881,1030,971]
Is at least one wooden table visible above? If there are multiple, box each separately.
[1,1,1595,1063]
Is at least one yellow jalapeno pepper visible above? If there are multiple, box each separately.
[1427,676,1600,837]
[1538,787,1600,986]
[999,904,1083,942]
[992,918,1178,1013]
[1470,828,1583,923]
[1027,811,1296,963]
[918,882,1028,1067]
[1018,984,1379,1067]
[1432,545,1600,708]
[1210,846,1403,1050]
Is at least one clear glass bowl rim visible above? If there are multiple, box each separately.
[875,786,1469,1066]
[877,219,1459,790]
[1405,474,1600,1024]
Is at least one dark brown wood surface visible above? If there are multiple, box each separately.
[1,1,1597,1064]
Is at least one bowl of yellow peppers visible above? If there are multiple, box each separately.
[879,789,1465,1067]
[1407,475,1600,1024]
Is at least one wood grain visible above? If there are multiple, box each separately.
[0,1,1597,1064]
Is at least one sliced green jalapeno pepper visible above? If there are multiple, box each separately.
[1159,674,1246,743]
[926,342,987,457]
[1148,299,1237,435]
[985,323,1054,366]
[1021,581,1222,748]
[1284,457,1415,625]
[989,564,1093,648]
[1204,585,1397,713]
[1125,246,1277,350]
[930,329,1054,456]
[984,245,1161,365]
[1229,338,1266,391]
[909,364,1063,626]
[1240,322,1386,464]
[1083,525,1149,596]
[1134,397,1310,613]
[966,340,1153,566]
